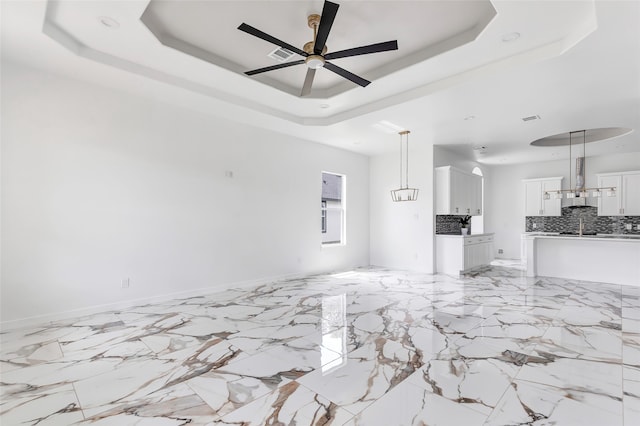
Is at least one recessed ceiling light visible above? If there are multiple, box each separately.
[320,104,330,109]
[464,115,476,121]
[502,32,520,42]
[98,16,120,29]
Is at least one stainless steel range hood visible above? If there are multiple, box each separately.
[568,156,593,208]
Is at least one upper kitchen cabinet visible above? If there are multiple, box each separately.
[523,177,563,216]
[597,171,640,216]
[435,166,482,215]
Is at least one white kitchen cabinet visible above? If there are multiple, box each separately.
[470,174,483,216]
[523,177,563,217]
[436,233,494,275]
[435,166,482,215]
[597,171,640,216]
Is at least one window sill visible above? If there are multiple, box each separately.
[322,242,345,248]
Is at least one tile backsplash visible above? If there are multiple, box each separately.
[525,206,640,234]
[436,215,471,234]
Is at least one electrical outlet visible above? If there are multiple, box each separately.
[121,278,130,288]
[626,223,633,231]
[532,223,537,229]
[636,224,640,231]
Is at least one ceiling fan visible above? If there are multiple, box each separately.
[238,0,398,96]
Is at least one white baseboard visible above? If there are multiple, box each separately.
[0,271,314,332]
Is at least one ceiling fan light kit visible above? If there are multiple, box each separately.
[238,0,398,96]
[305,55,326,69]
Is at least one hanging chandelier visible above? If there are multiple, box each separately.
[543,130,617,200]
[391,130,419,202]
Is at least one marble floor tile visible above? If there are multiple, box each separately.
[407,356,519,415]
[80,383,218,425]
[297,337,421,415]
[346,379,488,426]
[0,383,84,425]
[515,357,623,398]
[1,266,638,425]
[215,381,353,425]
[185,349,312,418]
[486,379,623,426]
[533,324,623,363]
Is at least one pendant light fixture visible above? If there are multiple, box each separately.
[543,130,616,200]
[391,130,419,202]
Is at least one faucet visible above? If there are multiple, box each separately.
[579,218,585,237]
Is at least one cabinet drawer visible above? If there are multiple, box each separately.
[464,235,493,245]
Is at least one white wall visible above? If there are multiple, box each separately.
[487,151,640,259]
[369,143,434,272]
[1,62,370,324]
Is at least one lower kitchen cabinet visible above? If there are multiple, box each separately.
[436,233,495,276]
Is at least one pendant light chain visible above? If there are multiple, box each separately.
[390,130,418,202]
[583,130,586,187]
[399,132,403,189]
[406,131,409,190]
[568,131,572,190]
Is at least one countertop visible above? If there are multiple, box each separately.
[523,232,640,242]
[436,232,494,238]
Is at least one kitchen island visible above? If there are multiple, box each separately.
[522,233,640,286]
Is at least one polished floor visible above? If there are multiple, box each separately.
[1,266,639,425]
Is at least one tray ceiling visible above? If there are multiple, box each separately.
[41,1,598,125]
[140,0,496,97]
[5,1,638,164]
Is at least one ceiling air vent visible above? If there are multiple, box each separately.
[522,115,541,122]
[267,47,295,62]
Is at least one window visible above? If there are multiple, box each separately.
[321,201,327,233]
[321,172,345,245]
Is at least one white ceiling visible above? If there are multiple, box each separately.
[2,0,639,164]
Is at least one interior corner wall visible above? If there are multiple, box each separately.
[369,142,434,273]
[486,151,640,260]
[0,62,370,324]
[433,145,494,236]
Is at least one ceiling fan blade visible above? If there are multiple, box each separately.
[238,23,308,57]
[324,62,370,87]
[314,1,339,54]
[324,40,398,60]
[245,60,305,76]
[301,69,316,96]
